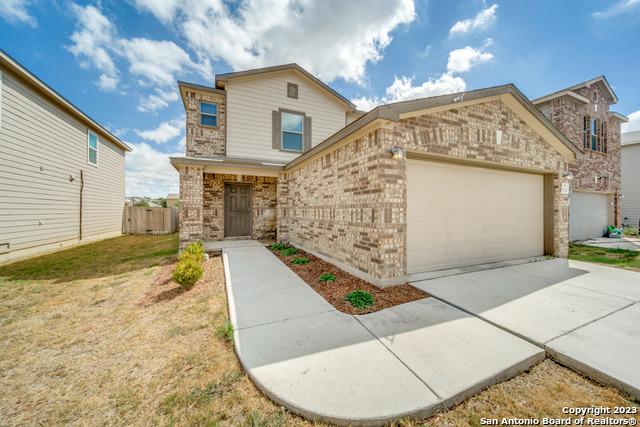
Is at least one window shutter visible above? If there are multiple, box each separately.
[272,111,281,149]
[303,116,312,151]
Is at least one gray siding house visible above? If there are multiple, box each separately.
[622,130,640,228]
[0,50,131,264]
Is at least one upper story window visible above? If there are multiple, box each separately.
[282,111,304,151]
[583,115,607,153]
[87,130,98,165]
[200,102,218,127]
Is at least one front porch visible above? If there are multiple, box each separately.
[171,156,282,248]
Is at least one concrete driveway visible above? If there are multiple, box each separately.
[412,258,640,399]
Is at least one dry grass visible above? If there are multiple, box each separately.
[0,234,637,426]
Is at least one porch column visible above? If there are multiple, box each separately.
[553,172,570,258]
[179,165,204,248]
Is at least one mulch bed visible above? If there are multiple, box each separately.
[270,246,428,315]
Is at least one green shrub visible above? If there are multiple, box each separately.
[180,241,205,262]
[318,273,336,283]
[291,257,310,265]
[345,290,374,308]
[280,247,298,256]
[623,226,639,236]
[269,242,287,251]
[215,320,234,343]
[172,256,203,288]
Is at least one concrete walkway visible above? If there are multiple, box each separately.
[579,237,640,251]
[222,241,543,426]
[413,258,640,400]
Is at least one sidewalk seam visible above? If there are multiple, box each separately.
[236,309,337,331]
[352,315,442,399]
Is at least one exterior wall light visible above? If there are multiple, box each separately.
[390,146,404,160]
[562,171,573,180]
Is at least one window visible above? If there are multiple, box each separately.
[591,119,598,151]
[583,116,607,153]
[87,131,98,165]
[200,102,218,127]
[582,115,589,149]
[281,111,303,151]
[287,82,298,99]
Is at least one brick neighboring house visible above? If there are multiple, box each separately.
[171,64,623,287]
[532,77,629,241]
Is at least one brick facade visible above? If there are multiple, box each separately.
[203,174,278,241]
[279,100,571,285]
[546,81,623,225]
[184,88,226,157]
[178,165,204,248]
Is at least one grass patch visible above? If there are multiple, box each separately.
[318,273,336,283]
[291,257,310,265]
[345,290,374,309]
[0,233,178,283]
[215,320,234,343]
[569,243,640,271]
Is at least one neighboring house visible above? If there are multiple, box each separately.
[0,50,131,264]
[172,63,586,287]
[532,77,628,241]
[166,193,180,208]
[621,130,640,228]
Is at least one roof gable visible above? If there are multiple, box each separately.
[215,64,356,110]
[567,76,618,103]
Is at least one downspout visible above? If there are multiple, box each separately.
[79,169,84,240]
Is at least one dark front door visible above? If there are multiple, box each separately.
[225,183,252,237]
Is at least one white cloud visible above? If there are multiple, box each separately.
[135,0,416,84]
[68,4,119,91]
[622,111,640,133]
[0,0,36,26]
[135,118,183,144]
[450,4,498,35]
[68,3,211,110]
[447,46,493,73]
[593,0,640,18]
[126,143,181,197]
[352,73,466,111]
[137,88,180,112]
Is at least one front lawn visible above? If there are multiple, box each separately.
[0,235,637,425]
[569,243,640,272]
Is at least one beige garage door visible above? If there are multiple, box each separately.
[569,191,609,241]
[407,159,544,274]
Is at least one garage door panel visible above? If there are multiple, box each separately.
[407,159,544,273]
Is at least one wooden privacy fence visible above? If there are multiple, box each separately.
[122,206,178,234]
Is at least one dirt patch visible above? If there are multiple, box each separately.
[138,258,215,307]
[270,246,428,314]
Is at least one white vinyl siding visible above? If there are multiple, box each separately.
[621,144,640,227]
[407,159,544,273]
[226,71,347,161]
[0,67,125,258]
[569,191,610,241]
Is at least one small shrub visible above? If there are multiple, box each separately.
[172,256,203,288]
[623,226,639,236]
[318,273,336,283]
[215,320,234,343]
[345,290,375,308]
[291,257,310,265]
[280,247,298,256]
[269,242,287,251]
[180,241,205,262]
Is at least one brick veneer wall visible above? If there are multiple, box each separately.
[547,81,622,225]
[202,173,277,240]
[179,165,204,248]
[184,88,226,157]
[280,99,571,284]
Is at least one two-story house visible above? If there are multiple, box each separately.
[532,77,628,241]
[172,63,590,287]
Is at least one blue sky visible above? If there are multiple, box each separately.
[1,0,639,197]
